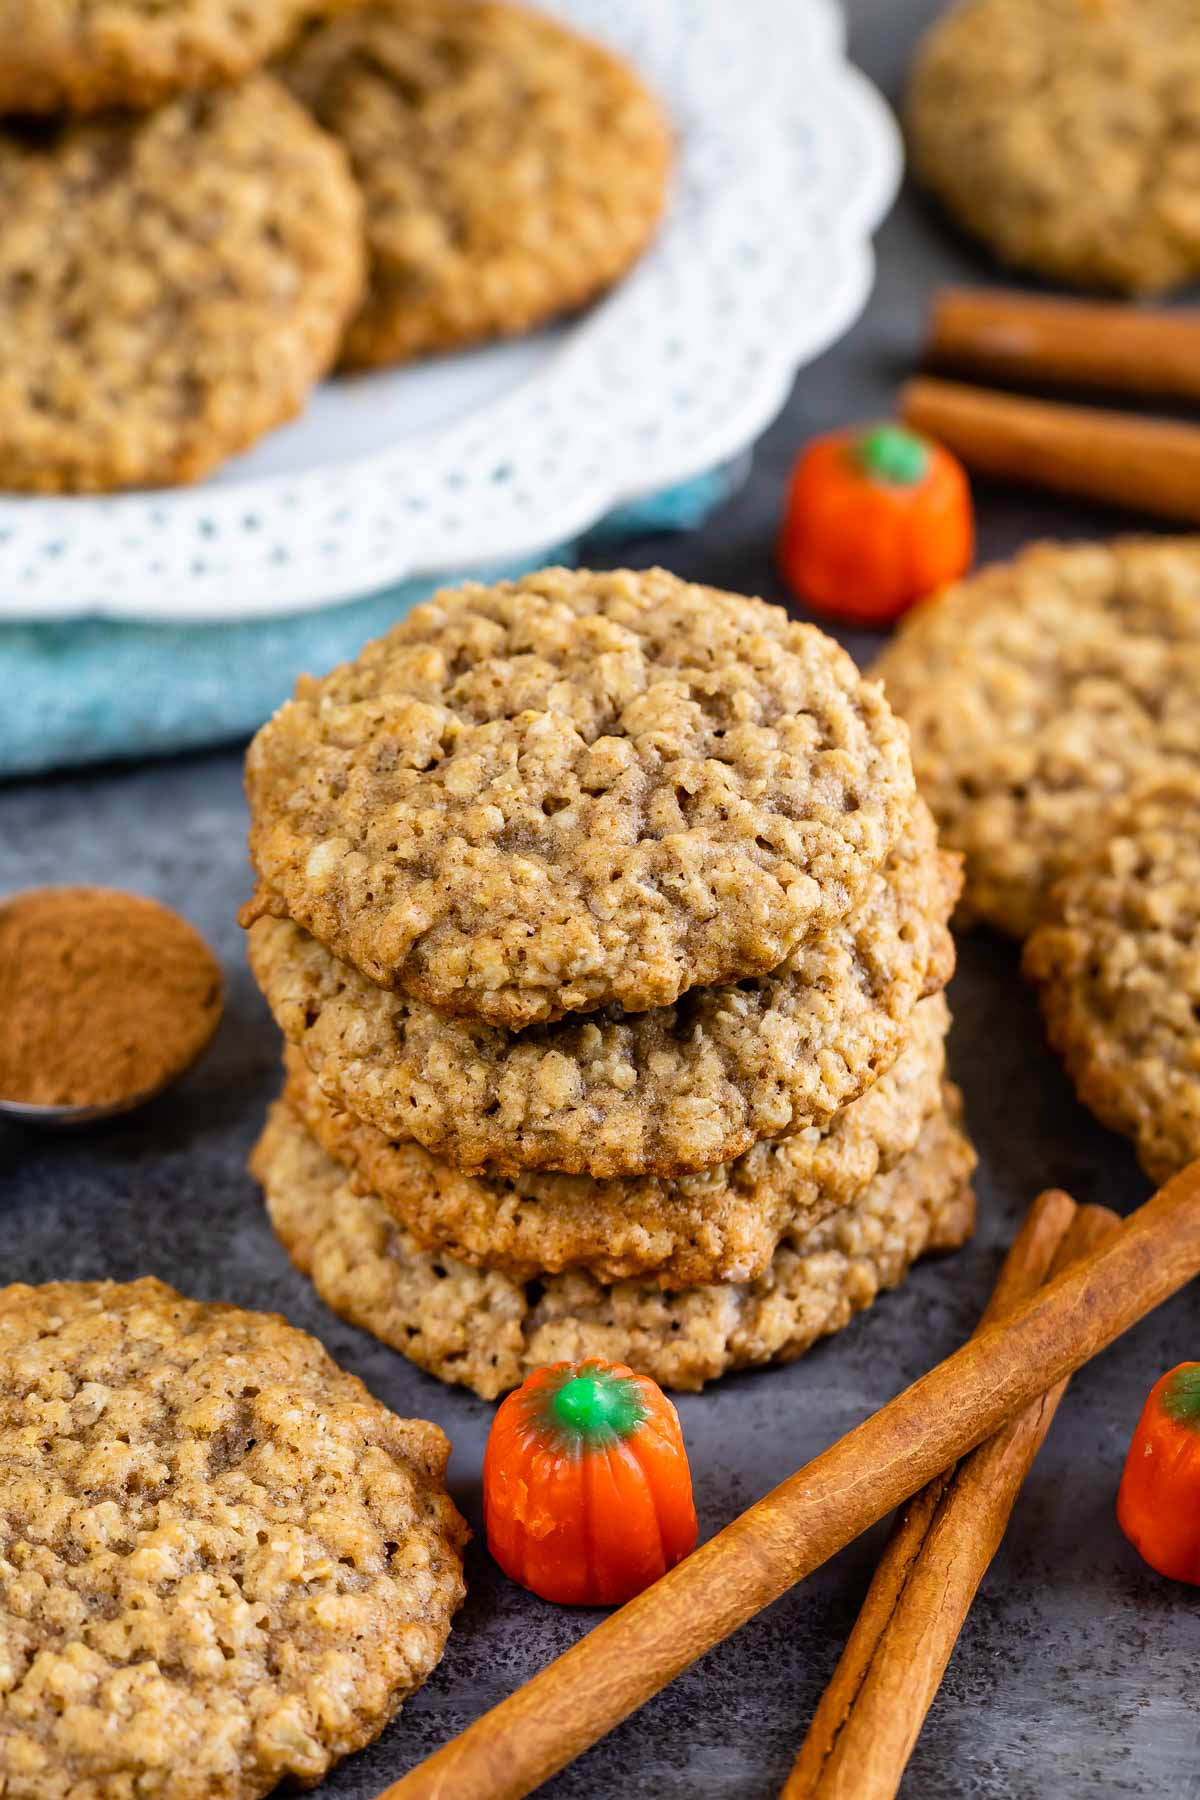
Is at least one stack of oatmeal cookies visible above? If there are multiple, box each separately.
[245,567,975,1399]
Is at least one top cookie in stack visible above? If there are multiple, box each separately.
[244,568,972,1393]
[243,565,918,1031]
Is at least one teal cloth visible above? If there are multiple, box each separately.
[0,462,744,780]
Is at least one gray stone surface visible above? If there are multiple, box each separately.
[3,3,1198,1793]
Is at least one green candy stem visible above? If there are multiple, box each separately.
[855,424,929,486]
[546,1367,646,1447]
[1162,1363,1200,1431]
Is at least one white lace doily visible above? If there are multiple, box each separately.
[0,0,900,622]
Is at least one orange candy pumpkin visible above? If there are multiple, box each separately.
[1117,1362,1200,1584]
[778,422,973,625]
[483,1358,698,1606]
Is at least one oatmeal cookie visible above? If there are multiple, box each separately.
[249,799,958,1179]
[0,0,363,113]
[907,0,1200,295]
[283,994,950,1288]
[0,1278,466,1800]
[255,1089,976,1398]
[874,538,1200,939]
[279,0,672,366]
[243,567,918,1028]
[1023,776,1200,1183]
[0,79,364,494]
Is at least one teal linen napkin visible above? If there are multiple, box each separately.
[0,461,744,780]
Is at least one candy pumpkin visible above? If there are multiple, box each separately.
[778,422,973,625]
[1117,1362,1200,1584]
[483,1358,698,1606]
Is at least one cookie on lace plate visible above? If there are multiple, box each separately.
[0,79,364,493]
[0,0,364,113]
[280,0,672,365]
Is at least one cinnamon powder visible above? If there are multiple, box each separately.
[0,887,223,1110]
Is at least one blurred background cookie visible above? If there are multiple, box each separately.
[0,78,364,492]
[907,0,1200,294]
[280,0,673,366]
[0,0,366,113]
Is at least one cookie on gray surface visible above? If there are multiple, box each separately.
[907,0,1200,294]
[249,797,959,1179]
[244,567,918,1029]
[0,79,364,494]
[0,1277,466,1800]
[1024,775,1200,1183]
[0,0,363,113]
[283,992,951,1288]
[874,538,1200,939]
[255,1090,977,1398]
[280,0,672,366]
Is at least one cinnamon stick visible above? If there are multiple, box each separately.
[782,1195,1120,1800]
[900,376,1200,524]
[381,1162,1200,1800]
[928,287,1200,404]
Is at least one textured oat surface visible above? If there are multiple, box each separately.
[1024,776,1200,1183]
[0,0,362,111]
[280,0,671,366]
[907,0,1200,295]
[249,799,957,1179]
[0,79,364,494]
[874,538,1200,939]
[244,567,918,1027]
[6,3,1200,1791]
[0,1278,466,1800]
[256,1092,976,1398]
[283,993,949,1288]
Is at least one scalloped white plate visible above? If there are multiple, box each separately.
[0,0,900,621]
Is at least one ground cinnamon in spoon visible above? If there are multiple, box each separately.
[0,887,223,1110]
